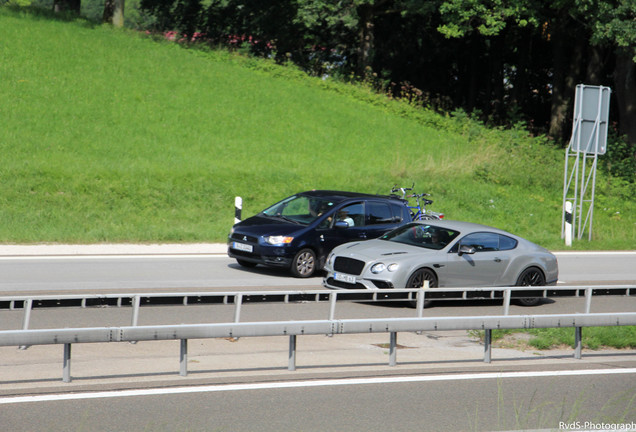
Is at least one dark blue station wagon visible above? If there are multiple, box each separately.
[228,190,413,277]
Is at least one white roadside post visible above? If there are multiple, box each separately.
[234,197,242,224]
[564,201,573,247]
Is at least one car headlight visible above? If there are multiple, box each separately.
[265,235,294,245]
[371,263,399,274]
[371,263,386,274]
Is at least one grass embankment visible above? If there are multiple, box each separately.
[2,7,634,248]
[1,7,634,349]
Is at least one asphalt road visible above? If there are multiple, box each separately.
[2,370,636,432]
[0,250,634,294]
[0,247,635,432]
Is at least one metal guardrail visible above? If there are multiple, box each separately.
[1,286,634,382]
[3,285,635,311]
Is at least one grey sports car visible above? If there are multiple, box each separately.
[322,220,558,306]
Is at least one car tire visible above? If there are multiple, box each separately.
[290,248,317,278]
[236,259,257,268]
[407,268,437,307]
[515,267,545,306]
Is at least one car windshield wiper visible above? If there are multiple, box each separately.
[264,214,304,225]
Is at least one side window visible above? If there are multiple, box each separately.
[498,235,518,251]
[367,202,393,225]
[337,203,365,227]
[390,202,405,223]
[458,232,500,252]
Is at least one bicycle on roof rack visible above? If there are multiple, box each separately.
[390,184,444,221]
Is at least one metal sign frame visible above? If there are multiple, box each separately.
[562,84,611,242]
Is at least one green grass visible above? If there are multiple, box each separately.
[1,7,635,247]
[1,7,634,349]
[472,326,636,350]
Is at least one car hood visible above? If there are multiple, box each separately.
[333,239,438,261]
[231,215,304,237]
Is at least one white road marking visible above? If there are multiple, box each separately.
[552,251,636,255]
[0,254,228,261]
[0,251,632,261]
[2,368,635,405]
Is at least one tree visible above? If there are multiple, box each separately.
[587,0,636,150]
[436,0,635,151]
[103,0,125,27]
[137,0,635,157]
[53,0,80,14]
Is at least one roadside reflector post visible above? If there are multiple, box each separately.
[564,201,573,247]
[234,197,242,224]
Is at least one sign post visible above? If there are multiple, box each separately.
[562,84,611,243]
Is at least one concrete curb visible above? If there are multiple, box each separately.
[0,243,228,256]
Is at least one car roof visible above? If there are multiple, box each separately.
[298,190,406,204]
[411,219,518,237]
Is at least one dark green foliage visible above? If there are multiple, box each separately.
[601,128,636,184]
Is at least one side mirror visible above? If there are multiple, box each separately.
[334,221,350,229]
[458,245,476,256]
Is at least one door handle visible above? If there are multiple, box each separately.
[494,257,502,263]
[359,232,367,239]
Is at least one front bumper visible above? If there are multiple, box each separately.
[322,271,395,290]
[227,243,294,268]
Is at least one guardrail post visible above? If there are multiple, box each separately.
[416,289,425,318]
[327,292,338,337]
[234,294,243,323]
[63,343,72,383]
[329,292,337,320]
[180,339,188,376]
[131,295,140,326]
[389,332,397,366]
[130,295,140,344]
[584,287,593,313]
[574,327,582,359]
[503,289,511,316]
[288,335,297,371]
[484,329,492,363]
[19,299,33,350]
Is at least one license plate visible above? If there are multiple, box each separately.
[232,242,253,253]
[334,273,356,284]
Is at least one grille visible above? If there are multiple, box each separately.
[230,233,258,243]
[230,249,255,258]
[370,280,394,289]
[333,257,365,276]
[326,278,367,290]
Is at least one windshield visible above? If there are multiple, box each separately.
[261,195,335,225]
[381,223,460,250]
